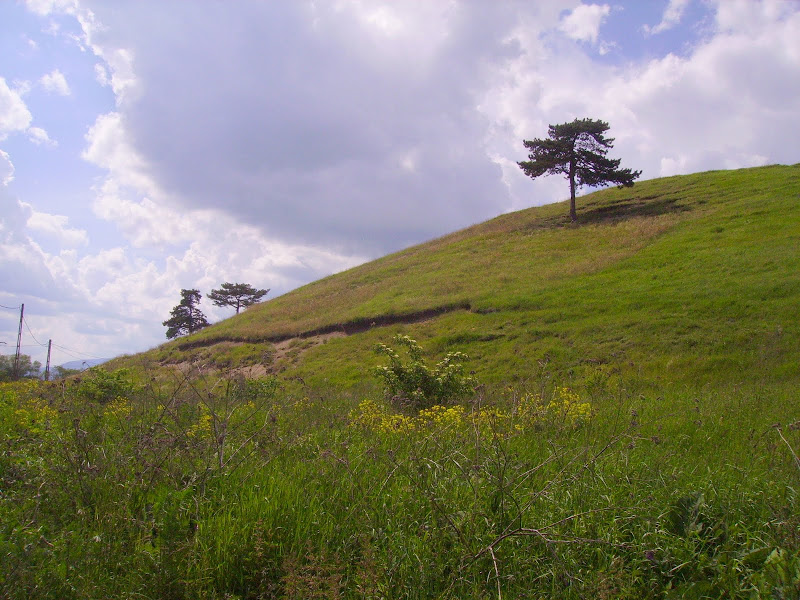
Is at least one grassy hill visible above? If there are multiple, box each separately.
[130,164,800,393]
[5,164,800,599]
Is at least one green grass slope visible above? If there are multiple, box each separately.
[6,164,800,599]
[132,164,800,391]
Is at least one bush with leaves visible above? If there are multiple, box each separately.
[74,367,138,404]
[374,335,476,411]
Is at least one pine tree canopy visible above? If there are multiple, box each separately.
[208,283,269,314]
[518,118,641,222]
[163,288,210,339]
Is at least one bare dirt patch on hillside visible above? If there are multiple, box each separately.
[270,331,346,366]
[168,331,347,378]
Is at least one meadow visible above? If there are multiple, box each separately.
[145,165,800,392]
[2,165,799,598]
[1,358,798,598]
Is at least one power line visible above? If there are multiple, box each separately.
[4,304,107,363]
[49,345,88,361]
[52,343,106,360]
[50,346,85,361]
[23,317,47,346]
[0,303,21,310]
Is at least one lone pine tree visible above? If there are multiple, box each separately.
[163,289,210,339]
[518,118,641,222]
[208,282,269,314]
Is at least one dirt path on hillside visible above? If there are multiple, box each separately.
[175,302,471,352]
[166,303,473,377]
[270,331,346,364]
[168,331,348,378]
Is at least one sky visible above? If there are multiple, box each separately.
[1,0,799,368]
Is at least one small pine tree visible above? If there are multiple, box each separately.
[208,282,269,314]
[163,289,210,339]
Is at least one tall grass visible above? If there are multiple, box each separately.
[1,365,798,598]
[8,165,799,597]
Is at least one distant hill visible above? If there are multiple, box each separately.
[113,164,800,393]
[60,358,109,371]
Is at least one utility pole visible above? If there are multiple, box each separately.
[13,303,24,380]
[44,339,52,381]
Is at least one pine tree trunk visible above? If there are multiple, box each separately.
[569,159,577,222]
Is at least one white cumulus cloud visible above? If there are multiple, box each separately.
[26,209,88,247]
[559,3,611,44]
[0,78,33,139]
[39,68,71,95]
[24,0,78,16]
[83,112,159,198]
[0,150,14,185]
[27,126,56,146]
[645,0,691,35]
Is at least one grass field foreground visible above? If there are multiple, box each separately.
[1,363,799,598]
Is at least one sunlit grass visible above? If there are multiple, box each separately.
[10,165,800,597]
[1,366,798,598]
[124,165,800,396]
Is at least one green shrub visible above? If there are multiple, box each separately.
[373,334,476,410]
[74,367,137,403]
